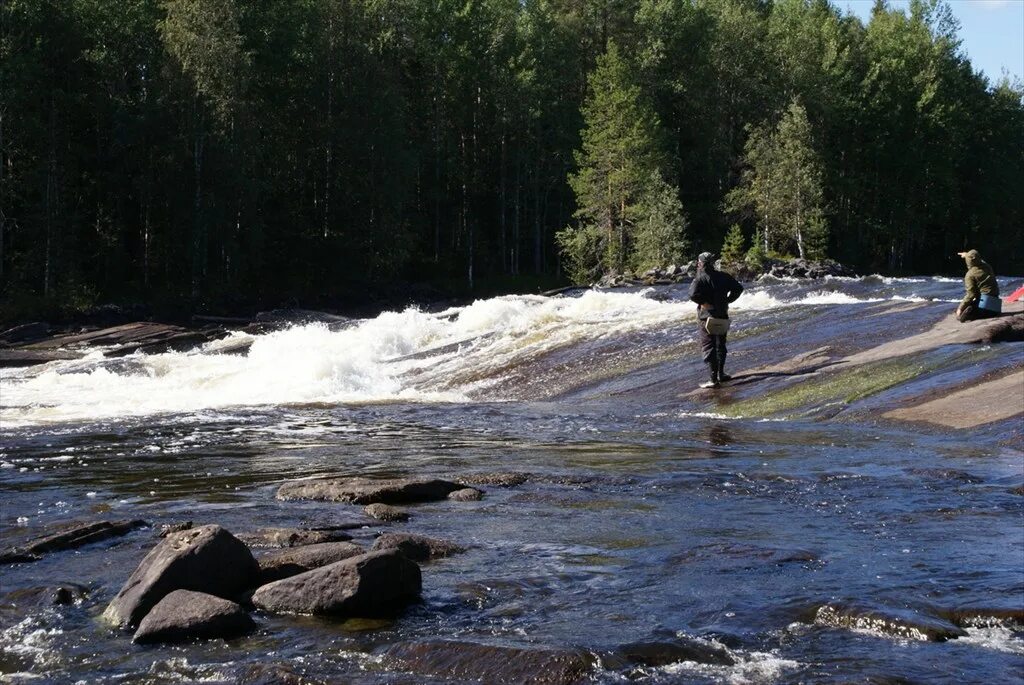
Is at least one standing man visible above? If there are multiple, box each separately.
[955,249,1001,322]
[689,252,744,388]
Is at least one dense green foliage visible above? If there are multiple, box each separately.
[2,0,1021,312]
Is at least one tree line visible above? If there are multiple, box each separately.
[2,0,1022,316]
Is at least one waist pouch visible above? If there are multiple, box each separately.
[979,293,1002,313]
[704,316,731,335]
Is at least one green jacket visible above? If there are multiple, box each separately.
[960,251,999,308]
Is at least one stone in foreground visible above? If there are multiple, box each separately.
[276,477,464,504]
[385,640,596,685]
[103,524,259,628]
[814,603,967,642]
[132,589,255,644]
[252,549,421,617]
[370,532,466,562]
[239,527,352,548]
[257,542,366,584]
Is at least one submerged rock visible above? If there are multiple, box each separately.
[370,532,466,562]
[458,472,530,487]
[103,524,259,628]
[813,603,967,642]
[133,589,255,644]
[277,477,465,505]
[252,549,421,617]
[1,519,147,564]
[237,663,318,685]
[364,503,410,522]
[937,606,1024,629]
[257,542,366,584]
[239,527,353,548]
[612,638,735,667]
[448,487,484,502]
[2,583,89,608]
[385,640,596,685]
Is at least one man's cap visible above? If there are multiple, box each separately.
[698,251,715,263]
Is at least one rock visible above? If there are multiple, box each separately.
[370,533,466,562]
[133,590,255,644]
[239,527,352,548]
[448,488,484,502]
[0,322,51,345]
[1010,484,1024,496]
[613,638,734,667]
[986,313,1024,343]
[252,549,421,617]
[385,640,596,685]
[277,477,465,505]
[458,472,529,487]
[937,606,1024,628]
[257,542,366,584]
[0,349,84,368]
[364,503,410,522]
[158,522,193,537]
[103,524,259,628]
[236,663,317,685]
[2,583,89,608]
[813,603,967,642]
[1,519,147,564]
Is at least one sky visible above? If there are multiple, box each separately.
[842,0,1024,85]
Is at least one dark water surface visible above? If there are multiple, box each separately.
[1,277,1022,684]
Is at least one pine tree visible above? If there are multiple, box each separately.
[557,40,686,283]
[720,224,746,264]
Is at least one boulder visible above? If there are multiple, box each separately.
[257,542,366,584]
[252,549,421,617]
[370,533,466,562]
[239,527,352,549]
[813,603,967,642]
[132,589,255,644]
[2,583,89,608]
[0,322,51,345]
[277,477,465,505]
[103,524,259,628]
[448,488,484,502]
[385,640,596,685]
[363,503,410,522]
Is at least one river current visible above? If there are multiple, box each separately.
[1,276,1022,684]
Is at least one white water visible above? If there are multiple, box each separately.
[0,281,959,427]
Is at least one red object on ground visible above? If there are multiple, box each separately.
[1006,285,1024,303]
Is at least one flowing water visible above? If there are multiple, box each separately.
[1,276,1022,684]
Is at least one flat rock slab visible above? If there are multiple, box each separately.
[258,542,366,584]
[814,603,967,642]
[1,519,147,564]
[937,606,1024,628]
[883,370,1024,429]
[612,638,734,667]
[103,524,259,628]
[239,528,353,548]
[0,349,83,367]
[385,640,596,685]
[277,477,465,505]
[252,549,421,617]
[133,589,255,644]
[458,473,530,487]
[370,533,466,562]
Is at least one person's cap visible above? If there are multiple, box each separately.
[958,249,979,260]
[698,251,715,263]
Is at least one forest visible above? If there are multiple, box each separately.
[2,0,1022,318]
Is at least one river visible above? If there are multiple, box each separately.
[1,276,1022,684]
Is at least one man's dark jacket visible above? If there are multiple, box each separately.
[688,266,744,320]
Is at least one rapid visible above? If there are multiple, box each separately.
[1,276,1022,684]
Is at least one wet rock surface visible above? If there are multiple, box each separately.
[277,477,465,504]
[612,638,735,667]
[458,472,530,487]
[103,524,259,628]
[1,519,147,564]
[257,541,366,584]
[813,603,968,642]
[238,527,353,548]
[236,663,318,685]
[447,487,484,501]
[937,606,1024,628]
[132,589,255,644]
[370,532,466,561]
[363,503,410,522]
[1,584,90,609]
[385,640,597,685]
[252,549,421,617]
